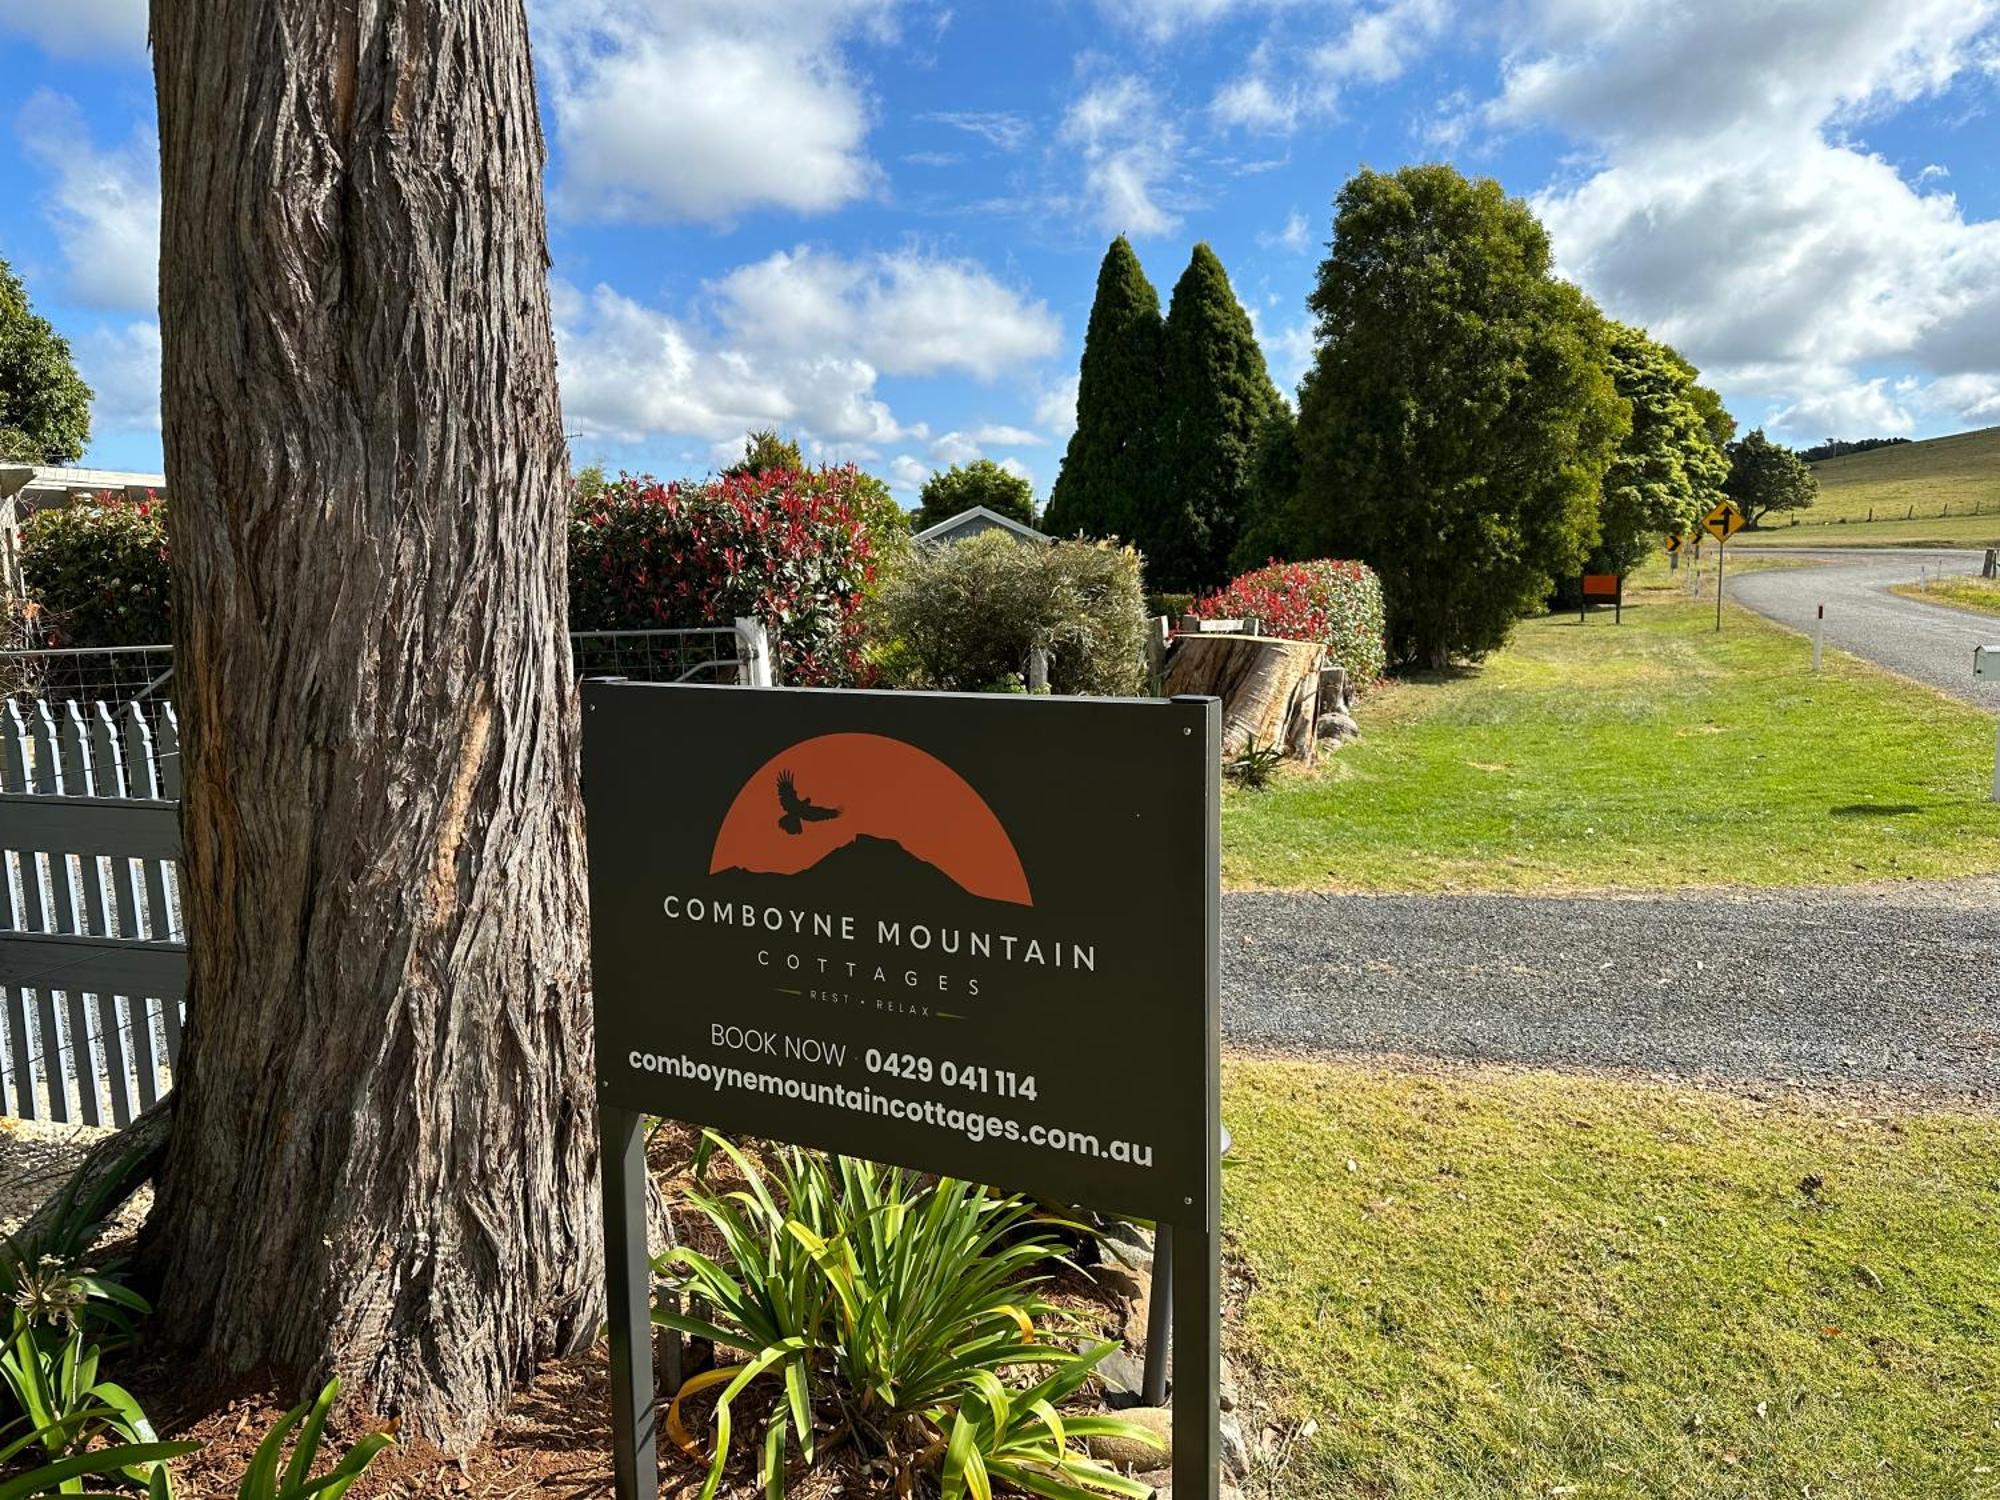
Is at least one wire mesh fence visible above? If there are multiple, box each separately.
[569,627,753,684]
[0,645,177,706]
[1,626,764,706]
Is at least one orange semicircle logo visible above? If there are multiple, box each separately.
[709,732,1032,906]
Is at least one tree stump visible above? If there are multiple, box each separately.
[1162,633,1326,763]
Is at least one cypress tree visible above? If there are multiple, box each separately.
[1043,237,1164,543]
[1150,243,1285,592]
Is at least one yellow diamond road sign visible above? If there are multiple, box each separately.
[1703,500,1745,543]
[1665,534,1683,555]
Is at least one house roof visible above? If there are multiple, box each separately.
[0,464,167,499]
[911,504,1050,545]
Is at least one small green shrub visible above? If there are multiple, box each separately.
[0,1320,160,1478]
[1193,558,1387,686]
[873,531,1148,695]
[18,496,171,648]
[1226,736,1285,791]
[654,1135,1158,1499]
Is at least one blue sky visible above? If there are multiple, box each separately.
[2,0,1998,502]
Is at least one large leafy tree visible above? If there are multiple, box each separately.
[0,258,92,464]
[1724,428,1818,527]
[1294,165,1627,669]
[1149,244,1286,593]
[1042,237,1164,543]
[912,459,1037,531]
[147,0,597,1444]
[1593,322,1731,574]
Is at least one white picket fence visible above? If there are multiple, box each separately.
[0,699,186,1125]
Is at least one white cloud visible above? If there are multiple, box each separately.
[919,111,1033,152]
[533,0,898,222]
[554,246,1061,454]
[1210,0,1451,134]
[1033,374,1081,440]
[929,431,983,465]
[0,0,144,57]
[1092,0,1309,42]
[75,321,161,436]
[997,455,1034,488]
[710,246,1061,379]
[16,93,159,311]
[1257,209,1311,253]
[971,423,1045,445]
[888,454,930,493]
[1495,0,2000,439]
[555,280,902,448]
[1060,74,1183,237]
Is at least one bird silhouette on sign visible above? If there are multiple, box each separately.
[776,770,842,835]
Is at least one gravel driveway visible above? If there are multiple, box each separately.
[1728,547,2000,708]
[1222,880,2000,1103]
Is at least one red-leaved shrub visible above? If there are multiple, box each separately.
[1192,558,1387,686]
[569,467,878,686]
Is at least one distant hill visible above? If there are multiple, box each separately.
[1803,424,2000,522]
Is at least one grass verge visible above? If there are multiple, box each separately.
[1222,1057,2000,1500]
[1222,574,2000,891]
[1891,575,2000,618]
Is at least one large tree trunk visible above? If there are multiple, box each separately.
[145,0,598,1447]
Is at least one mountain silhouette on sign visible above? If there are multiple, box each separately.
[714,833,1001,910]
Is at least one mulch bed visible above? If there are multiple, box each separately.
[93,1121,1143,1498]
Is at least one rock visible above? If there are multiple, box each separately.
[1093,1347,1150,1409]
[1218,1358,1242,1414]
[1094,1264,1146,1306]
[1086,1405,1173,1470]
[1220,1413,1253,1481]
[1099,1216,1155,1254]
[1315,710,1360,741]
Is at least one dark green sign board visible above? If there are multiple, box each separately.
[581,681,1221,1500]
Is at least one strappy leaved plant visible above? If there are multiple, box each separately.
[654,1136,1160,1497]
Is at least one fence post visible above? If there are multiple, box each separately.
[733,618,774,688]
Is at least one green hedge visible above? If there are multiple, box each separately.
[19,496,172,647]
[1192,558,1387,685]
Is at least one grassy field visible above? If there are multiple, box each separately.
[1222,574,2000,891]
[1222,1058,2000,1500]
[1734,426,2000,549]
[1892,574,2000,617]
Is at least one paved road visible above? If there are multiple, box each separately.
[1222,881,2000,1103]
[1727,547,2000,708]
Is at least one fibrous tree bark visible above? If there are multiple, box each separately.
[146,0,598,1446]
[1162,633,1325,763]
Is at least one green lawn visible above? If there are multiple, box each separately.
[1222,1058,2000,1500]
[1222,576,2000,891]
[1733,426,2000,550]
[1732,512,2000,550]
[1892,575,2000,618]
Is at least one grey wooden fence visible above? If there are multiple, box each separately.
[0,699,185,1125]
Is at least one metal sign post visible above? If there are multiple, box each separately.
[1703,500,1746,632]
[1977,646,2000,803]
[581,683,1224,1500]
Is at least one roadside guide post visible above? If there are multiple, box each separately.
[1703,499,1746,631]
[581,682,1225,1500]
[1977,645,2000,802]
[1666,533,1682,574]
[1813,604,1824,674]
